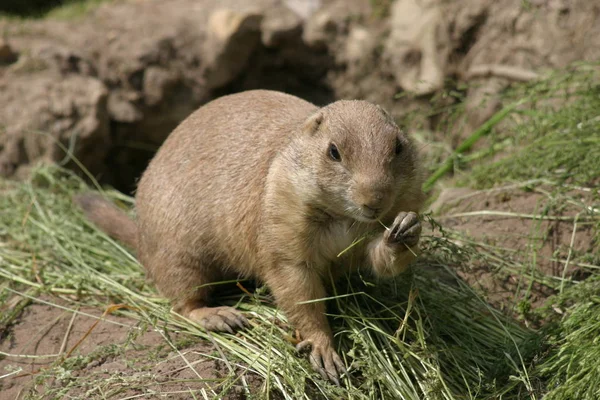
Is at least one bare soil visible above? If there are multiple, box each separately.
[0,297,262,399]
[432,186,596,320]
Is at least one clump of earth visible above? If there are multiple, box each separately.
[1,0,598,192]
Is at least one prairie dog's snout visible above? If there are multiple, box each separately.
[351,175,393,220]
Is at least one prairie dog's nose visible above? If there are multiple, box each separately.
[354,175,391,215]
[356,191,386,219]
[361,193,384,211]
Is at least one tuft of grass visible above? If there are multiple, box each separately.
[0,0,116,20]
[45,0,117,20]
[0,165,540,399]
[369,0,394,19]
[468,64,600,189]
[418,63,600,194]
[466,63,600,259]
[534,276,600,400]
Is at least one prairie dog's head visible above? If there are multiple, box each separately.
[297,100,421,223]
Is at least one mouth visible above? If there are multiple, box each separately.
[354,207,381,223]
[355,215,378,223]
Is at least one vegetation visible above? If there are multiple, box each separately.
[0,165,540,398]
[424,62,600,400]
[0,0,115,19]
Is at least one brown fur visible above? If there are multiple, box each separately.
[74,193,137,247]
[75,90,425,384]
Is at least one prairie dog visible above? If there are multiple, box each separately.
[75,90,425,384]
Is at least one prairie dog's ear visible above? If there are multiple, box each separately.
[302,111,324,135]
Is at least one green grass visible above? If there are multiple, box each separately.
[468,63,600,267]
[419,62,600,400]
[0,0,116,19]
[423,62,600,262]
[45,0,117,19]
[536,279,600,400]
[468,64,600,189]
[419,63,600,194]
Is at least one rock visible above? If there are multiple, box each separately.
[344,25,376,67]
[203,8,264,89]
[143,66,179,107]
[108,90,143,123]
[302,0,368,49]
[0,39,18,65]
[30,43,95,75]
[301,0,375,70]
[302,8,338,49]
[0,74,110,178]
[283,0,321,20]
[385,0,450,96]
[262,5,302,47]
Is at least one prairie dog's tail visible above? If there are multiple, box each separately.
[74,193,138,249]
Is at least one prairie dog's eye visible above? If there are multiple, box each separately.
[395,138,403,155]
[329,143,341,161]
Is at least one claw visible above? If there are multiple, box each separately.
[212,319,234,334]
[239,314,251,327]
[296,338,346,385]
[309,352,329,382]
[188,306,249,333]
[323,353,341,386]
[218,309,249,331]
[386,211,421,247]
[332,351,347,376]
[296,340,312,354]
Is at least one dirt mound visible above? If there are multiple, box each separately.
[1,0,599,192]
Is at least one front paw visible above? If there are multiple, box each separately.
[384,211,421,248]
[296,336,347,386]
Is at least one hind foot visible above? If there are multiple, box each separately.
[188,306,250,333]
